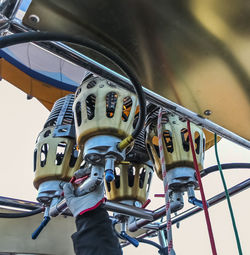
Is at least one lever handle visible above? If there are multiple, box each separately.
[120,231,139,247]
[188,197,209,209]
[105,169,114,182]
[32,216,51,240]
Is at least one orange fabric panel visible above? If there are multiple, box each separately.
[0,59,71,111]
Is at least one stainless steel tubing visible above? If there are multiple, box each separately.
[8,22,250,150]
[49,198,68,217]
[128,205,165,232]
[121,178,250,248]
[105,201,154,220]
[49,198,154,220]
[128,200,183,232]
[134,178,250,240]
[168,178,250,228]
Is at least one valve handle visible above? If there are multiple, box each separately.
[105,169,114,183]
[120,231,139,247]
[32,216,51,240]
[188,197,209,209]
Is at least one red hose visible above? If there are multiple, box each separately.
[142,199,151,209]
[187,120,217,255]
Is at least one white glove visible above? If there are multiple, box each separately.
[63,167,105,217]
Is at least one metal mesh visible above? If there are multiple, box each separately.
[44,94,74,128]
[126,127,149,163]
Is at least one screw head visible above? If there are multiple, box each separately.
[204,109,212,116]
[28,14,40,24]
[134,201,141,207]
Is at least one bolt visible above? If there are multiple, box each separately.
[88,154,101,162]
[28,14,40,24]
[107,81,116,88]
[27,94,33,100]
[134,201,141,208]
[204,109,212,116]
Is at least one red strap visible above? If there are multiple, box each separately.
[154,194,165,198]
[79,198,106,215]
[187,120,217,255]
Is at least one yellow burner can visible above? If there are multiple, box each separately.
[33,94,83,204]
[33,126,83,189]
[146,109,205,181]
[73,76,138,147]
[105,163,153,203]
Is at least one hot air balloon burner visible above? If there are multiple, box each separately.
[36,180,64,206]
[104,127,153,221]
[146,106,205,210]
[34,94,82,206]
[73,76,138,182]
[83,135,126,182]
[105,163,153,204]
[166,167,198,192]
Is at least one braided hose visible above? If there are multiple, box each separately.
[157,108,174,255]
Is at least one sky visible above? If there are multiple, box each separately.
[0,79,249,255]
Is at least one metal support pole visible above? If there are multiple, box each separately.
[128,205,166,232]
[135,178,250,241]
[49,198,154,221]
[6,22,250,150]
[158,229,167,248]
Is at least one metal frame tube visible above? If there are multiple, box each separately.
[105,201,154,220]
[0,195,154,220]
[169,178,250,228]
[128,205,166,232]
[0,179,248,233]
[6,21,250,150]
[49,198,154,220]
[130,178,250,240]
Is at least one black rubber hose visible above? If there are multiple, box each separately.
[137,238,165,253]
[0,207,43,218]
[201,163,250,177]
[0,32,146,140]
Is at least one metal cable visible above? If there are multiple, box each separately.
[157,108,173,255]
[214,134,243,255]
